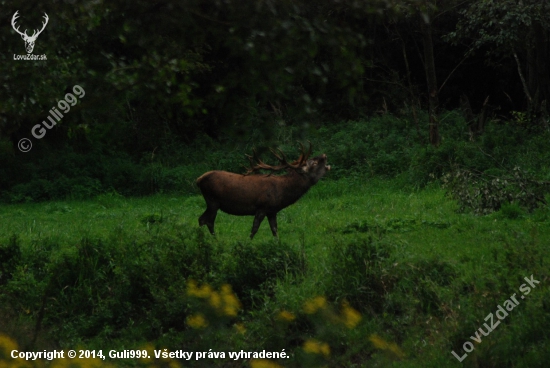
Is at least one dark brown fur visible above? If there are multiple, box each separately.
[197,154,330,239]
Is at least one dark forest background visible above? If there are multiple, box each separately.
[1,0,549,201]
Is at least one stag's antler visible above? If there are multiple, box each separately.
[244,149,286,175]
[34,13,49,38]
[12,11,48,39]
[245,142,312,175]
[11,11,25,37]
[277,142,311,168]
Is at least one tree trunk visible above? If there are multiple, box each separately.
[478,95,489,135]
[421,16,440,146]
[533,24,550,126]
[514,50,532,104]
[460,94,475,140]
[400,37,422,141]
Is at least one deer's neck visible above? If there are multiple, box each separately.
[278,171,312,204]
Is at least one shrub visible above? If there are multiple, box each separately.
[0,236,21,286]
[442,166,550,214]
[221,240,306,308]
[326,237,394,313]
[497,202,525,219]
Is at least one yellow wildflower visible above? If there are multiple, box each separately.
[209,291,221,309]
[221,285,241,316]
[303,296,327,314]
[187,279,212,298]
[139,343,155,363]
[369,334,405,359]
[0,334,18,354]
[220,284,233,294]
[303,339,330,357]
[319,343,330,357]
[187,313,208,329]
[168,361,182,368]
[341,301,361,329]
[234,323,246,334]
[250,359,283,368]
[277,310,296,322]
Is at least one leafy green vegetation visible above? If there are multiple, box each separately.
[1,168,549,366]
[3,112,550,204]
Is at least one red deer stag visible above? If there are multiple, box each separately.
[196,143,330,239]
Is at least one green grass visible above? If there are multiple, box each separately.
[2,177,544,263]
[1,177,549,367]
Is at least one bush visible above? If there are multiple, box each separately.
[321,116,416,180]
[221,240,306,308]
[326,237,394,313]
[1,229,223,343]
[497,202,525,219]
[0,236,21,286]
[4,112,550,202]
[442,166,550,214]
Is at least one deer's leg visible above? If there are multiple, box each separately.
[199,200,218,235]
[267,214,278,237]
[250,212,266,239]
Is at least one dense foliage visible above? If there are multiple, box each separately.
[2,0,549,158]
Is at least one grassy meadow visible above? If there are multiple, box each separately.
[1,176,549,367]
[1,116,550,367]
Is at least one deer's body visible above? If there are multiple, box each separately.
[197,145,330,239]
[198,169,313,216]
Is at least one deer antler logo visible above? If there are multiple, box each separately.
[11,10,49,54]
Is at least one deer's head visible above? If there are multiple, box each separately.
[12,11,49,54]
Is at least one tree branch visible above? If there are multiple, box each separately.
[513,50,532,103]
[438,46,474,93]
